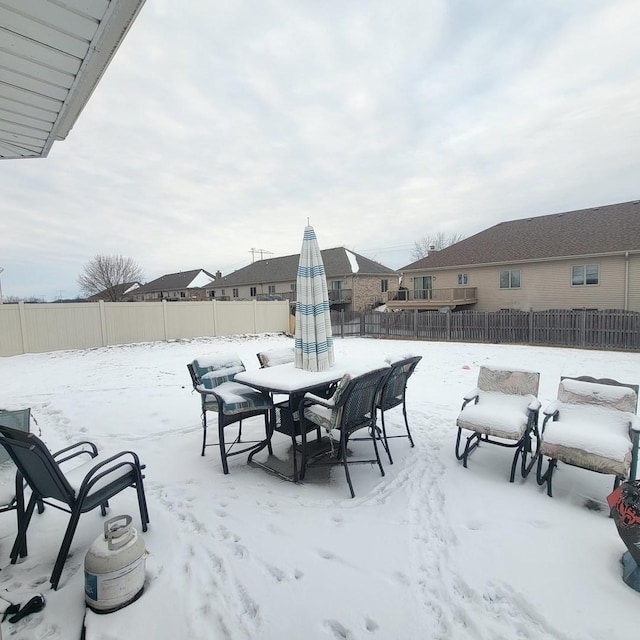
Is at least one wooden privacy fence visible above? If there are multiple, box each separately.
[331,309,640,351]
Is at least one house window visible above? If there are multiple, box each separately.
[499,270,521,289]
[381,279,388,293]
[291,283,296,291]
[250,287,257,296]
[268,285,276,295]
[331,281,342,290]
[180,292,186,298]
[232,288,239,298]
[209,290,215,298]
[572,264,599,286]
[220,289,225,296]
[457,273,468,285]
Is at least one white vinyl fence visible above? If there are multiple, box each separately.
[0,300,290,356]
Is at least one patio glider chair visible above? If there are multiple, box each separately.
[536,376,640,498]
[0,425,149,590]
[256,347,295,368]
[455,366,541,482]
[376,355,422,464]
[299,367,391,498]
[188,353,274,473]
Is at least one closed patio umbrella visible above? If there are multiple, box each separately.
[294,225,335,372]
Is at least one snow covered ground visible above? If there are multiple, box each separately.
[0,333,638,640]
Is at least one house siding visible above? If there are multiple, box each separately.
[352,275,399,311]
[407,255,632,312]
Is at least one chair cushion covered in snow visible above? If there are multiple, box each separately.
[540,379,638,476]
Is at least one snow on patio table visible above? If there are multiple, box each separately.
[0,334,638,639]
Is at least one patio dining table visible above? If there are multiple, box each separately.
[234,363,350,481]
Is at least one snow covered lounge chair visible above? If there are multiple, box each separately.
[536,377,640,498]
[187,353,274,473]
[455,366,541,482]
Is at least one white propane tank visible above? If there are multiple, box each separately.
[84,515,147,613]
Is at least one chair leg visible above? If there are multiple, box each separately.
[135,473,150,531]
[218,417,229,474]
[265,413,273,456]
[50,509,83,590]
[11,493,38,563]
[380,412,393,465]
[201,410,208,456]
[370,426,385,478]
[340,435,356,499]
[536,455,556,497]
[455,428,480,468]
[402,401,415,447]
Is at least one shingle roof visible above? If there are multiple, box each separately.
[402,201,640,271]
[133,269,216,295]
[212,248,396,288]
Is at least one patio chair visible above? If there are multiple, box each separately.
[298,367,391,498]
[376,355,422,464]
[536,376,639,498]
[0,408,36,558]
[455,366,541,482]
[0,425,149,590]
[256,347,295,368]
[188,353,274,473]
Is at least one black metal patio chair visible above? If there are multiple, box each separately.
[0,425,149,590]
[188,353,274,473]
[376,355,422,464]
[299,367,391,498]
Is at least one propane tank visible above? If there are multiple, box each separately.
[84,515,147,613]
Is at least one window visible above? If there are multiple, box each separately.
[220,289,225,296]
[457,273,468,285]
[381,279,388,293]
[209,290,215,298]
[180,292,186,298]
[499,270,521,289]
[250,287,257,297]
[331,281,342,290]
[291,283,296,291]
[572,264,599,286]
[232,288,239,298]
[268,285,276,295]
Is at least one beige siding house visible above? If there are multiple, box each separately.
[207,248,399,312]
[391,201,640,312]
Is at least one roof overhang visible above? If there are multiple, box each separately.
[0,0,146,159]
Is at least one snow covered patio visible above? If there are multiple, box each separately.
[0,334,639,639]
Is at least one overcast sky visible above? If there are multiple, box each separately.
[2,0,640,301]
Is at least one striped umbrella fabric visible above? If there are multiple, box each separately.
[294,225,335,372]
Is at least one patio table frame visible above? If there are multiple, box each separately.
[234,363,347,481]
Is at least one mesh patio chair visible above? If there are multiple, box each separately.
[376,355,422,464]
[299,367,391,498]
[455,365,541,482]
[0,425,149,590]
[536,376,640,498]
[188,353,274,473]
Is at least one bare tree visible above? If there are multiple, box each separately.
[410,232,465,261]
[78,255,144,301]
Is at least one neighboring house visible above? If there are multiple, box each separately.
[87,282,141,302]
[131,269,217,302]
[391,200,640,313]
[206,248,399,312]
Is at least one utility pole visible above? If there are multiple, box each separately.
[249,248,274,263]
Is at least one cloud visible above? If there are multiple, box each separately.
[1,0,639,299]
